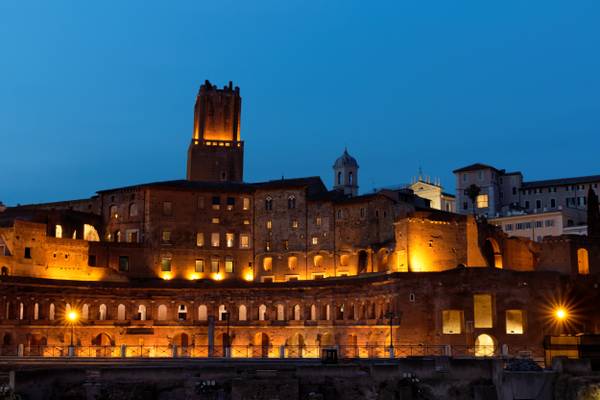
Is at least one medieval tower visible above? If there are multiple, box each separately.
[333,148,359,197]
[186,80,244,182]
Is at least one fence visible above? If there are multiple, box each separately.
[0,343,543,360]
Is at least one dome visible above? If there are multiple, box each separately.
[333,148,358,169]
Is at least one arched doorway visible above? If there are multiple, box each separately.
[92,333,113,357]
[287,333,305,358]
[482,239,502,268]
[358,250,368,274]
[253,333,269,358]
[474,334,495,357]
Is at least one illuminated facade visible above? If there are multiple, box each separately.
[0,81,599,360]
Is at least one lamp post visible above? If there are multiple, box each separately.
[385,311,394,358]
[66,310,79,357]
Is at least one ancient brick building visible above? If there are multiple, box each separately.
[0,81,599,361]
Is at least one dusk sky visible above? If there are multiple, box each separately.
[2,1,599,206]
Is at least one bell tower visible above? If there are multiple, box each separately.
[186,80,244,182]
[333,148,359,197]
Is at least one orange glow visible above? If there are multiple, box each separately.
[162,272,172,280]
[555,307,568,321]
[189,273,200,280]
[243,271,254,282]
[67,310,79,323]
[213,272,223,281]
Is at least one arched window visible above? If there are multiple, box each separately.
[129,203,138,217]
[293,304,301,321]
[33,303,39,320]
[137,305,146,321]
[288,256,298,270]
[265,196,273,211]
[82,304,89,320]
[314,255,323,268]
[287,196,296,209]
[157,305,167,321]
[177,305,187,321]
[578,248,590,275]
[349,172,353,185]
[218,305,228,321]
[19,302,24,320]
[49,303,55,321]
[310,304,317,321]
[326,304,331,321]
[83,224,100,241]
[0,266,8,276]
[109,205,118,218]
[117,304,126,321]
[239,305,247,321]
[276,304,285,321]
[99,304,107,320]
[263,257,273,272]
[198,305,207,321]
[259,304,267,321]
[337,172,342,185]
[55,225,63,238]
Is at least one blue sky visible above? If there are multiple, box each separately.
[1,1,599,205]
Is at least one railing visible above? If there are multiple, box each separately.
[0,343,543,361]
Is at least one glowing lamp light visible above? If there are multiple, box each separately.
[162,272,172,280]
[213,272,223,281]
[555,307,568,321]
[243,271,254,282]
[189,273,200,281]
[67,311,79,323]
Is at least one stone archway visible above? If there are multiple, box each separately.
[474,334,496,357]
[482,238,503,268]
[253,333,269,358]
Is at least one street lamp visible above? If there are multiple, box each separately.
[66,310,79,357]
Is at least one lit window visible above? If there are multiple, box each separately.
[55,225,63,238]
[288,256,298,270]
[242,197,250,210]
[265,241,271,251]
[476,194,488,209]
[226,233,234,248]
[312,236,318,245]
[212,217,220,224]
[226,197,235,211]
[316,216,322,226]
[211,233,220,247]
[263,257,272,272]
[314,255,323,267]
[163,202,172,216]
[291,219,299,229]
[266,220,272,230]
[195,259,204,273]
[442,310,462,334]
[578,248,589,275]
[225,256,234,273]
[243,219,250,225]
[474,294,493,328]
[126,229,139,243]
[162,230,171,242]
[196,232,204,247]
[161,257,171,272]
[212,196,221,210]
[211,258,219,273]
[240,234,250,249]
[506,310,524,334]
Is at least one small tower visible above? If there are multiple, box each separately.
[186,80,244,182]
[333,148,359,197]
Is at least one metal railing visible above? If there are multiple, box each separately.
[0,343,543,360]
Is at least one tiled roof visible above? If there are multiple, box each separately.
[522,175,600,188]
[452,163,501,173]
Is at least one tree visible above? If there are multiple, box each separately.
[465,184,481,217]
[587,187,600,238]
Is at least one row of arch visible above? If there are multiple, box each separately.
[1,298,395,324]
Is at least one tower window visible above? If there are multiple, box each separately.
[265,196,273,211]
[337,172,342,185]
[288,195,296,209]
[349,172,353,185]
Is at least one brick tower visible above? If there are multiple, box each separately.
[186,80,244,182]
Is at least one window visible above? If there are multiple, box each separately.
[314,255,323,267]
[24,247,31,259]
[288,256,298,270]
[525,201,530,209]
[266,220,272,230]
[239,234,250,249]
[288,196,296,209]
[291,219,299,229]
[505,224,513,232]
[195,259,204,273]
[226,197,235,211]
[442,310,462,334]
[225,256,234,273]
[212,196,221,210]
[506,310,524,334]
[535,221,543,228]
[109,205,118,219]
[550,198,556,208]
[211,258,219,273]
[478,171,483,180]
[88,254,97,266]
[316,216,322,226]
[55,225,63,238]
[312,236,318,245]
[212,217,220,224]
[578,248,589,275]
[163,202,172,216]
[476,194,488,209]
[196,232,204,247]
[242,197,250,210]
[197,196,205,209]
[535,200,541,209]
[462,173,467,182]
[283,240,289,250]
[118,256,129,272]
[243,219,250,225]
[263,257,272,272]
[226,233,234,248]
[161,257,171,271]
[211,233,220,247]
[129,203,138,217]
[337,172,342,185]
[265,196,273,211]
[360,208,365,218]
[474,294,493,328]
[162,230,171,242]
[545,219,554,227]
